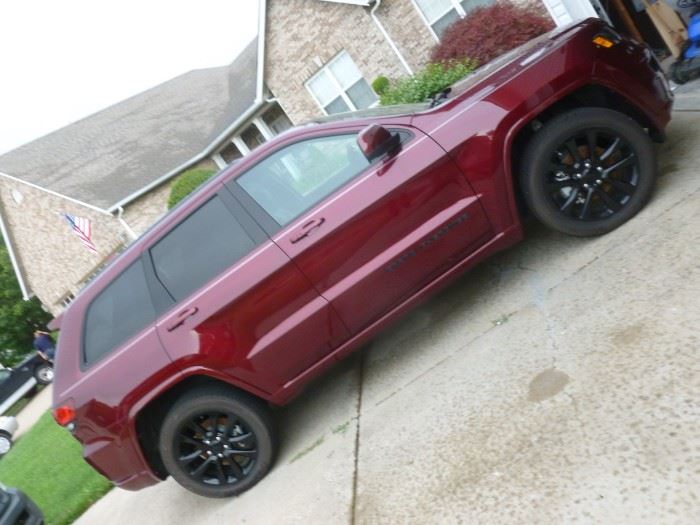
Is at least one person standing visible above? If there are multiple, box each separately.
[33,330,56,362]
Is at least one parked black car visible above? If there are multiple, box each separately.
[0,484,43,525]
[0,353,53,415]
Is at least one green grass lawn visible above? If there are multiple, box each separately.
[0,410,112,524]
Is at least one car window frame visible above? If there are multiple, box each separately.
[80,256,157,369]
[225,128,413,237]
[143,190,268,315]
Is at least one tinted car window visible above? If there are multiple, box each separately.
[150,195,258,301]
[235,134,370,226]
[83,261,155,365]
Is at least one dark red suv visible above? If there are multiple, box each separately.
[53,19,672,498]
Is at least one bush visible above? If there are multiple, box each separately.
[431,1,554,65]
[378,59,476,106]
[167,168,216,209]
[372,76,390,96]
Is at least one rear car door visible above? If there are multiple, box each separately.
[227,124,493,335]
[148,190,348,393]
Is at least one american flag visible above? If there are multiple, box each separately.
[63,213,97,253]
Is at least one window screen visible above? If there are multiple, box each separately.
[150,196,258,301]
[83,261,155,365]
[306,51,377,115]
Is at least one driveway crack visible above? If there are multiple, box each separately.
[350,352,364,525]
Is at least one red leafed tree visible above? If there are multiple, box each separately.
[430,1,555,65]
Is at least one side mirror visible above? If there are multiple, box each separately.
[357,124,401,162]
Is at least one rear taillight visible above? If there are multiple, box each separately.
[53,405,76,426]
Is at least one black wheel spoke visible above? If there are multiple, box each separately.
[594,187,622,212]
[586,130,597,159]
[228,432,253,444]
[228,448,257,457]
[560,187,580,214]
[222,416,237,438]
[188,420,209,436]
[547,179,574,190]
[179,449,204,465]
[603,153,635,175]
[215,460,226,485]
[608,178,636,195]
[181,436,202,447]
[564,140,581,163]
[548,161,572,174]
[190,456,215,479]
[579,188,594,220]
[599,137,621,161]
[227,458,245,479]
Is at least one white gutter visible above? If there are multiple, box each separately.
[256,0,267,102]
[0,201,30,300]
[109,1,270,213]
[370,0,413,75]
[116,206,138,240]
[0,171,112,216]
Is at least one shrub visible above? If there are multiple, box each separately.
[431,1,554,65]
[167,168,216,209]
[378,59,476,106]
[372,76,390,96]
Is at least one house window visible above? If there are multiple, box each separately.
[306,51,377,115]
[414,0,492,39]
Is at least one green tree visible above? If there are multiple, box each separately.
[0,242,51,366]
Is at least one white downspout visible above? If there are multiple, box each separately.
[115,207,138,241]
[370,0,414,75]
[0,205,30,300]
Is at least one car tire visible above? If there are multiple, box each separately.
[33,364,54,385]
[159,385,276,498]
[520,107,656,237]
[0,431,13,456]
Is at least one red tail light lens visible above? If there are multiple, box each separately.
[53,405,76,426]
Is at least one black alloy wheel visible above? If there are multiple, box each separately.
[159,386,275,498]
[545,129,639,221]
[176,411,258,487]
[521,108,656,236]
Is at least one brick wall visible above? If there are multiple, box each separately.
[0,178,124,314]
[265,0,436,124]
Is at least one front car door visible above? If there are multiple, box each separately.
[227,124,493,335]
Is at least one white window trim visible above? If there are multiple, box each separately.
[305,51,371,116]
[410,0,471,42]
[232,136,251,156]
[211,153,227,170]
[252,117,274,141]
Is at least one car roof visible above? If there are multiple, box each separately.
[309,102,431,124]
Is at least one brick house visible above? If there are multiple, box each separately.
[1,0,626,315]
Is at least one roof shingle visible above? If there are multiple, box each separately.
[0,38,259,210]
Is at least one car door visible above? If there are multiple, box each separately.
[227,124,493,335]
[148,189,348,393]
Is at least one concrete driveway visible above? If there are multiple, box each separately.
[77,112,700,524]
